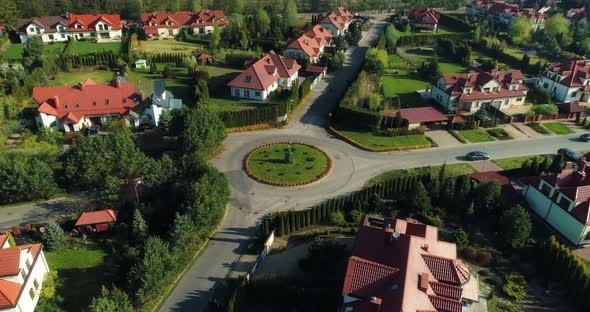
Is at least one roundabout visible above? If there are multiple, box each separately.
[244,142,332,186]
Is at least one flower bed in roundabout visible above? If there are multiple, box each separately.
[244,142,333,186]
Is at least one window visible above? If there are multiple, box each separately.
[79,33,84,38]
[48,35,54,40]
[76,24,82,29]
[105,99,110,105]
[29,288,35,300]
[123,98,127,104]
[20,269,26,279]
[511,85,516,90]
[64,103,68,109]
[90,32,96,37]
[585,231,590,241]
[60,34,65,39]
[25,259,31,270]
[517,97,523,101]
[234,89,240,96]
[50,121,56,127]
[29,27,35,32]
[92,101,97,106]
[33,279,39,290]
[543,83,549,88]
[572,92,578,97]
[245,90,250,97]
[255,91,261,97]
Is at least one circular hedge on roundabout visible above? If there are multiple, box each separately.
[245,142,332,186]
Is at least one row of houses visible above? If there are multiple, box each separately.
[466,0,547,30]
[402,8,441,33]
[33,78,182,132]
[14,9,225,43]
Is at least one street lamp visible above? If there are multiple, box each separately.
[134,179,142,204]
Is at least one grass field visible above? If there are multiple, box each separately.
[366,163,477,187]
[542,122,575,135]
[338,128,431,150]
[49,71,113,86]
[137,39,205,54]
[45,240,108,311]
[69,41,124,55]
[458,128,495,143]
[493,155,546,170]
[398,50,467,74]
[247,143,330,184]
[2,42,66,60]
[383,70,430,108]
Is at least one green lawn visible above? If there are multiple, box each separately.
[383,70,429,108]
[542,122,575,135]
[138,39,205,54]
[486,128,513,141]
[45,240,108,310]
[2,42,65,60]
[366,163,477,187]
[493,155,546,170]
[337,127,431,150]
[49,71,113,86]
[69,41,124,55]
[247,143,330,184]
[457,128,495,143]
[398,50,467,74]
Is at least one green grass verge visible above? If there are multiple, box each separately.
[492,155,545,170]
[457,128,495,143]
[338,129,431,150]
[486,128,513,141]
[542,122,575,135]
[382,70,430,108]
[526,122,551,135]
[49,71,113,86]
[45,239,108,311]
[366,163,477,187]
[247,143,330,185]
[448,129,468,143]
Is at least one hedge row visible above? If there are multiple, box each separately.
[146,52,187,64]
[332,107,381,132]
[397,32,475,47]
[260,173,431,237]
[217,103,286,128]
[439,13,474,31]
[56,51,118,68]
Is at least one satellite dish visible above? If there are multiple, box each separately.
[392,231,401,239]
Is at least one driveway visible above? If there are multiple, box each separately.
[512,122,544,138]
[0,195,92,231]
[498,124,528,140]
[428,130,463,147]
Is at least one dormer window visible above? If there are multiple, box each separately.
[123,98,127,103]
[105,99,110,105]
[483,87,490,93]
[75,102,79,108]
[92,101,97,106]
[511,85,517,90]
[64,103,68,109]
[150,22,156,26]
[29,27,35,32]
[75,24,83,29]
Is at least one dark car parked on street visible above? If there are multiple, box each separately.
[557,148,580,162]
[466,151,490,161]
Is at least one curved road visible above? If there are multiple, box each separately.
[159,16,590,311]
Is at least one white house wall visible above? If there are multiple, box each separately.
[231,87,267,101]
[538,76,585,103]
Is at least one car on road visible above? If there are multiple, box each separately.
[87,125,99,138]
[580,133,590,142]
[466,151,490,161]
[557,148,580,161]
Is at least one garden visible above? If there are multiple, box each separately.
[245,143,331,186]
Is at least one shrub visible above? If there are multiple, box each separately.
[462,246,477,260]
[531,104,558,115]
[330,210,346,226]
[526,86,552,104]
[502,273,527,301]
[45,221,64,251]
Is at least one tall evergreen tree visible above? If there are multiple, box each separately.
[411,181,432,216]
[550,154,565,173]
[500,204,532,248]
[132,208,148,243]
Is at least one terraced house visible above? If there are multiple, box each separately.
[319,6,354,36]
[0,235,50,312]
[341,217,479,312]
[284,24,333,63]
[429,68,528,113]
[141,10,225,39]
[537,59,590,103]
[227,52,301,101]
[17,13,123,43]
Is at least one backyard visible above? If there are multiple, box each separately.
[137,39,205,55]
[336,125,432,151]
[68,41,124,55]
[2,42,66,60]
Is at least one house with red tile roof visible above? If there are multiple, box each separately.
[537,59,590,103]
[284,24,333,63]
[227,52,301,101]
[319,7,353,36]
[75,209,118,232]
[16,13,123,43]
[522,157,590,246]
[141,10,225,39]
[342,216,479,312]
[0,235,50,312]
[466,0,545,30]
[406,8,440,32]
[33,78,140,132]
[429,68,528,113]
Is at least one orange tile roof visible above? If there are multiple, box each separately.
[226,52,300,91]
[0,280,20,309]
[0,244,43,309]
[0,235,7,247]
[0,248,20,277]
[141,10,225,33]
[68,13,122,31]
[75,209,118,226]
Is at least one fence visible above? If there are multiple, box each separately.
[250,230,275,276]
[487,105,578,124]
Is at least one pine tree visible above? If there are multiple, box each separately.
[132,208,148,243]
[550,154,565,173]
[45,221,64,251]
[411,181,432,216]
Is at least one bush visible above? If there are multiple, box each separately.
[224,51,259,68]
[330,210,345,226]
[531,104,558,115]
[526,86,552,105]
[477,250,493,266]
[503,273,527,301]
[45,221,64,251]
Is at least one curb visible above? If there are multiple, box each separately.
[244,142,333,187]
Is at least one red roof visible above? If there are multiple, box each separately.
[544,59,590,88]
[0,235,7,247]
[141,10,225,33]
[75,209,118,227]
[68,13,122,32]
[305,65,327,74]
[33,79,137,123]
[383,107,449,124]
[320,12,347,30]
[342,217,468,312]
[0,248,20,278]
[0,280,20,308]
[408,8,440,25]
[196,53,213,60]
[0,244,43,309]
[227,52,300,91]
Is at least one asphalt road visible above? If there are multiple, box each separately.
[158,16,590,311]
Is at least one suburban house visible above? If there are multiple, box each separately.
[0,235,50,312]
[17,13,123,43]
[537,59,590,103]
[341,216,479,312]
[227,52,301,101]
[319,7,353,36]
[429,68,528,113]
[33,78,140,132]
[141,10,225,39]
[284,24,333,63]
[466,0,545,30]
[407,8,440,32]
[382,107,450,129]
[141,85,183,126]
[521,158,590,246]
[75,209,118,232]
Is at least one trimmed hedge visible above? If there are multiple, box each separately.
[439,13,474,31]
[397,32,475,47]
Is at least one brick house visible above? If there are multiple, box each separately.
[141,10,225,39]
[537,59,590,103]
[407,8,440,32]
[0,235,50,312]
[341,216,479,312]
[227,52,301,101]
[33,78,140,132]
[429,68,528,113]
[16,13,123,43]
[522,158,590,247]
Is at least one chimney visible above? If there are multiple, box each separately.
[53,96,60,106]
[79,82,84,91]
[419,272,429,291]
[369,297,382,311]
[139,91,145,102]
[422,243,429,252]
[115,79,121,88]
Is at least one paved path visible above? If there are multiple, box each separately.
[512,122,544,138]
[468,160,503,173]
[428,130,463,147]
[159,16,590,311]
[499,124,528,140]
